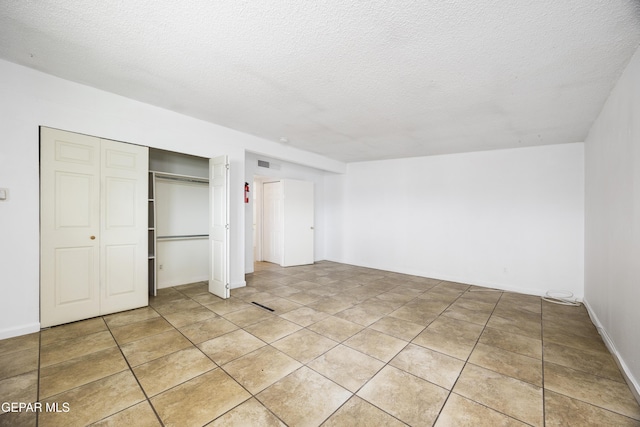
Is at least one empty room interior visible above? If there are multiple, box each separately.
[1,1,640,426]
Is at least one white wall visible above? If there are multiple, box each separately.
[325,143,585,297]
[584,46,640,397]
[157,239,209,288]
[0,59,344,339]
[244,151,334,273]
[324,172,346,262]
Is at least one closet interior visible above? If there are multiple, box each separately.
[148,149,209,296]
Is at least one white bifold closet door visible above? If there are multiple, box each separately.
[40,127,148,328]
[208,155,229,299]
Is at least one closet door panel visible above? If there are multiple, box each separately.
[104,177,137,228]
[100,139,148,315]
[104,244,137,295]
[40,128,101,328]
[54,247,95,304]
[55,172,94,228]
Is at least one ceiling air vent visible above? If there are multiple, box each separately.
[258,160,270,168]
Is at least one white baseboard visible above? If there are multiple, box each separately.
[583,298,640,404]
[0,322,40,340]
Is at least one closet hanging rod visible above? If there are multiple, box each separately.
[152,171,209,184]
[157,234,209,240]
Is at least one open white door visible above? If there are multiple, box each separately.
[282,179,314,266]
[260,179,314,267]
[209,155,229,298]
[262,181,284,265]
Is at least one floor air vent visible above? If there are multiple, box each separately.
[252,301,275,312]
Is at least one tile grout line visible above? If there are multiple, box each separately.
[231,271,417,425]
[249,267,562,425]
[154,284,287,426]
[26,263,636,426]
[431,289,535,426]
[136,285,524,421]
[275,275,412,426]
[104,314,166,427]
[264,277,444,426]
[207,284,332,426]
[283,276,467,424]
[430,284,490,426]
[36,327,42,427]
[538,303,640,423]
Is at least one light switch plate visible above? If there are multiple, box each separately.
[0,188,8,201]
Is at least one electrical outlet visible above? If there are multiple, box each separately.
[0,188,8,201]
[159,264,163,270]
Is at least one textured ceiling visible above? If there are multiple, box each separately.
[1,1,639,162]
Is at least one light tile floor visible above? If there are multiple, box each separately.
[1,261,640,426]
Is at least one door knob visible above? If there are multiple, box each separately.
[90,236,96,240]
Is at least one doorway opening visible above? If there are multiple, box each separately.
[252,176,315,268]
[149,148,229,299]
